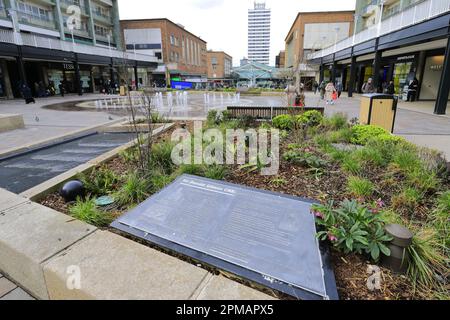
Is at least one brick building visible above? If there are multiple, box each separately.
[284,11,355,71]
[121,18,207,87]
[275,51,285,68]
[206,51,232,80]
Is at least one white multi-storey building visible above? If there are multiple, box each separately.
[248,0,271,65]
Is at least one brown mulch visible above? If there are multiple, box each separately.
[37,121,439,300]
[331,251,418,300]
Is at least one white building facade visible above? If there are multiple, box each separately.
[248,1,271,65]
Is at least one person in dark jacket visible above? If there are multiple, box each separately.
[407,78,419,102]
[386,81,395,95]
[21,84,35,104]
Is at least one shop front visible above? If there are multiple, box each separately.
[420,54,450,101]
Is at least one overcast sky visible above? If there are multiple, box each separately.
[118,0,356,66]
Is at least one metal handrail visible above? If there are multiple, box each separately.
[307,0,450,60]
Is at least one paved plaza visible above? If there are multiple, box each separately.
[0,273,35,300]
[0,92,448,159]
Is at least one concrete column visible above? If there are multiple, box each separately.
[110,58,115,84]
[331,54,337,84]
[319,58,324,83]
[348,55,357,97]
[1,60,14,99]
[111,0,122,50]
[16,47,27,86]
[74,54,82,96]
[54,0,65,40]
[134,65,138,90]
[86,0,96,46]
[373,50,382,92]
[434,37,450,115]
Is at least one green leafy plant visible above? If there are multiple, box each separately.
[270,177,287,187]
[313,199,392,261]
[69,197,113,227]
[272,115,294,131]
[78,166,120,196]
[351,125,389,145]
[296,110,323,127]
[342,155,362,175]
[178,163,205,176]
[347,176,374,198]
[283,150,328,169]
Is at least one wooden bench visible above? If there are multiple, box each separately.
[226,106,325,120]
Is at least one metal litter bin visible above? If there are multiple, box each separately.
[359,94,398,133]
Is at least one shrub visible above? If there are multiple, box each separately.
[69,197,112,227]
[391,187,422,217]
[150,172,176,193]
[371,134,405,144]
[297,110,323,127]
[272,115,294,131]
[78,166,120,196]
[115,173,149,207]
[432,191,450,248]
[347,176,374,198]
[312,199,392,261]
[351,125,389,145]
[120,147,138,164]
[236,114,255,129]
[207,110,219,125]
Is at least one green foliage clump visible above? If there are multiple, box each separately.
[115,173,149,207]
[203,164,228,180]
[283,150,328,169]
[313,200,392,261]
[272,115,294,131]
[323,113,348,130]
[78,166,120,196]
[347,176,374,198]
[351,125,389,145]
[69,197,113,227]
[151,141,175,174]
[296,110,323,127]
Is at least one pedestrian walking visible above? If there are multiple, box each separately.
[336,81,343,98]
[21,84,35,104]
[312,81,319,95]
[325,82,336,105]
[319,80,327,100]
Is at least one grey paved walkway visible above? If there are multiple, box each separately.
[0,273,35,300]
[0,94,122,154]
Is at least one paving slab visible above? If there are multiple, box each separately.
[0,188,30,212]
[0,201,96,299]
[43,230,209,300]
[1,287,35,300]
[0,277,17,297]
[193,274,276,300]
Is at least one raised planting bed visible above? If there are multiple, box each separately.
[38,114,450,300]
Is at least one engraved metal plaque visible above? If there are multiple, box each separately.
[111,175,337,300]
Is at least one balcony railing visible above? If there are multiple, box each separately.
[59,0,89,16]
[92,12,113,25]
[308,0,450,60]
[0,28,158,63]
[17,11,56,29]
[65,27,91,38]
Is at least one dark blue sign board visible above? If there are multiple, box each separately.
[111,175,338,300]
[171,81,193,90]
